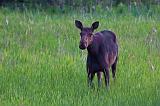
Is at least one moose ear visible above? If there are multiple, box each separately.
[75,20,83,30]
[91,21,99,31]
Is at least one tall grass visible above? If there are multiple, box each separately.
[0,7,160,106]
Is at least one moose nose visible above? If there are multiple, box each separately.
[79,45,86,50]
[79,41,86,50]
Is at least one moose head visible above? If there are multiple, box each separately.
[75,20,99,50]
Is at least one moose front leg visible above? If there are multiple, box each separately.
[88,71,95,88]
[97,72,102,88]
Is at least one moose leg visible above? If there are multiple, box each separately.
[103,68,110,89]
[97,72,102,87]
[88,72,95,88]
[111,57,118,80]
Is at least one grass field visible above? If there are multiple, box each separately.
[0,7,160,106]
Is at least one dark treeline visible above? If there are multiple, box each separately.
[0,0,160,13]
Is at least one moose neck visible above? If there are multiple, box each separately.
[87,35,99,56]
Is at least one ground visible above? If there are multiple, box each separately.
[0,7,160,106]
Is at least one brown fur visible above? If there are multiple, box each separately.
[75,20,118,89]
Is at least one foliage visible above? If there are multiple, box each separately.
[0,6,160,106]
[1,0,160,11]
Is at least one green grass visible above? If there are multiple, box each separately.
[0,7,160,106]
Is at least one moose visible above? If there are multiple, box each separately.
[75,20,118,88]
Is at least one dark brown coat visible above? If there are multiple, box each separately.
[75,20,118,88]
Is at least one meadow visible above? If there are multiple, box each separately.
[0,6,160,106]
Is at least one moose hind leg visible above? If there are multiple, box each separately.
[103,68,110,89]
[97,72,102,88]
[111,57,118,80]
